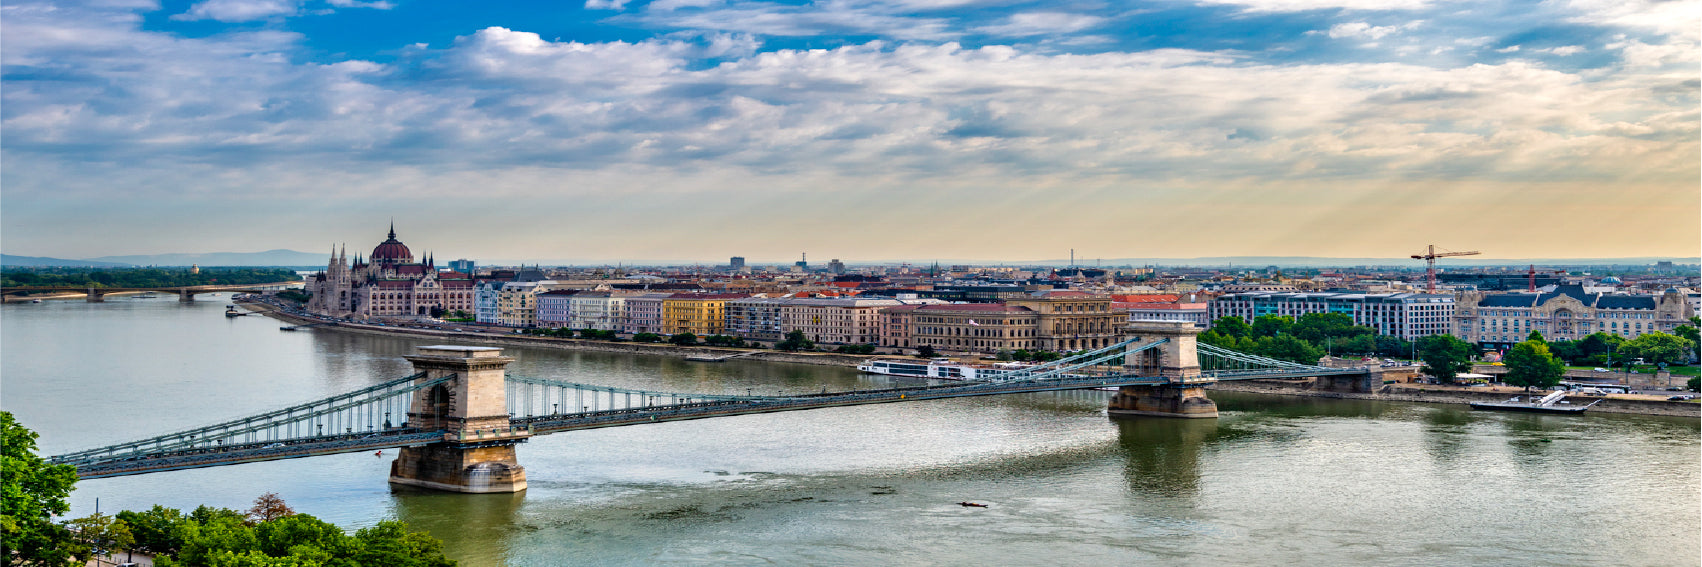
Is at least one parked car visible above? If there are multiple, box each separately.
[1667,395,1695,401]
[1593,368,1610,372]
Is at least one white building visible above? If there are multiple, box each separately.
[1453,286,1695,349]
[1210,291,1455,341]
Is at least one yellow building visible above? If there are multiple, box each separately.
[661,293,748,336]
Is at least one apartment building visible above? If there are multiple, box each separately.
[567,291,628,331]
[622,293,671,334]
[910,304,1041,352]
[1006,290,1125,351]
[780,298,900,345]
[1210,291,1455,341]
[535,289,579,328]
[661,293,748,336]
[726,297,790,343]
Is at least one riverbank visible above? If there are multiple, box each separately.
[1209,379,1701,418]
[245,302,871,368]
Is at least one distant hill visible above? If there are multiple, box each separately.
[83,249,327,267]
[1,255,134,268]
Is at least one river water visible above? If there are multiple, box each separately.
[3,297,1698,566]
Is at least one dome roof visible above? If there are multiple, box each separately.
[371,223,413,264]
[1600,276,1622,284]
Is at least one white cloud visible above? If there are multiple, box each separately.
[974,12,1105,37]
[1536,45,1585,56]
[326,0,393,8]
[1326,22,1399,40]
[1192,0,1433,13]
[1496,45,1520,53]
[173,0,300,21]
[585,0,634,9]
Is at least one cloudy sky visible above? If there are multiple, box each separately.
[2,0,1697,263]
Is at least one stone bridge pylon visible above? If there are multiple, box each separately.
[390,346,531,493]
[1109,321,1219,418]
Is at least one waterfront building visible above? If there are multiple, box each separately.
[726,297,789,343]
[622,293,671,335]
[497,281,549,327]
[1453,286,1695,349]
[910,304,1040,352]
[1006,291,1124,351]
[1123,302,1211,327]
[661,293,747,336]
[878,304,921,349]
[1210,291,1455,341]
[474,280,502,324]
[448,259,476,274]
[535,290,580,328]
[567,291,628,331]
[780,298,899,345]
[306,224,473,319]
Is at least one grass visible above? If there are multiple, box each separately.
[1566,365,1699,376]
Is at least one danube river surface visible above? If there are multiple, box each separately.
[4,297,1698,566]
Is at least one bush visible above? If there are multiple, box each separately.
[633,332,661,343]
[669,333,698,346]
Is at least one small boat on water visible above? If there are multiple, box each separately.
[957,502,988,508]
[1470,390,1601,414]
[858,358,1036,381]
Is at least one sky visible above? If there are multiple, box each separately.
[2,0,1698,264]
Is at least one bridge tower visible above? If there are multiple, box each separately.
[1109,321,1218,418]
[389,346,531,493]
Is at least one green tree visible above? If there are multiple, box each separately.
[632,332,661,343]
[1417,334,1475,383]
[1255,335,1324,364]
[1249,315,1294,338]
[776,330,815,352]
[1576,332,1624,361]
[1291,313,1371,343]
[1,411,81,566]
[915,345,938,358]
[1616,332,1694,367]
[65,512,135,564]
[1526,330,1545,344]
[117,505,192,556]
[1209,316,1252,338]
[1688,376,1699,392]
[1673,324,1699,356]
[668,333,699,346]
[1374,335,1413,359]
[1502,340,1565,391]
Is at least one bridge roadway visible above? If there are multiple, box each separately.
[67,365,1371,479]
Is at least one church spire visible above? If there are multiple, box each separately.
[388,219,396,240]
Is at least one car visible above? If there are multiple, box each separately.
[1665,387,1684,391]
[1593,368,1610,372]
[1667,395,1695,401]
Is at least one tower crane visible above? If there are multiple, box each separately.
[1411,245,1480,292]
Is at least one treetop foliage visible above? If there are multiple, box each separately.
[1,267,301,289]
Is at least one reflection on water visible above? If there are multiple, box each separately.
[1112,416,1218,497]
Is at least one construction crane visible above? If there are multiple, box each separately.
[1411,245,1480,292]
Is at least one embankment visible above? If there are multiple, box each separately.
[249,303,869,368]
[1210,380,1700,418]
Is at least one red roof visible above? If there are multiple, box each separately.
[666,293,749,300]
[1112,294,1180,303]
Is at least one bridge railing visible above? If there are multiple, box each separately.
[50,372,449,468]
[1196,342,1369,378]
[504,375,776,418]
[983,338,1169,385]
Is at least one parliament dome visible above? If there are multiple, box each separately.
[371,224,413,264]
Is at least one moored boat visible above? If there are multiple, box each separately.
[857,358,1034,381]
[1469,390,1601,414]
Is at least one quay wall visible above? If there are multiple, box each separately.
[251,304,868,368]
[1210,380,1700,418]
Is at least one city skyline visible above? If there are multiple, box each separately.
[3,0,1697,260]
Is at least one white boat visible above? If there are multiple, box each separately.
[857,358,1036,381]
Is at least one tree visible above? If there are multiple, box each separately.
[1616,332,1694,367]
[1672,324,1699,358]
[117,505,191,556]
[1417,334,1475,383]
[1576,332,1624,361]
[65,512,135,564]
[632,332,661,343]
[915,345,938,359]
[776,330,815,352]
[668,333,698,346]
[1374,335,1413,359]
[1526,330,1545,344]
[1249,315,1294,338]
[1255,335,1324,364]
[1210,316,1252,338]
[1503,340,1564,391]
[1689,376,1699,392]
[1291,313,1371,343]
[246,493,294,525]
[1,411,81,566]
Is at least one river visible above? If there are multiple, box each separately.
[3,297,1697,566]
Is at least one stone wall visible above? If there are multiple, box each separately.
[1211,380,1700,418]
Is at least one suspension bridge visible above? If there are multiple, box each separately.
[49,321,1383,492]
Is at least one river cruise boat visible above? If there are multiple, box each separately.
[857,359,1037,381]
[1469,390,1601,414]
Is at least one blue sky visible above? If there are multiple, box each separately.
[2,0,1697,263]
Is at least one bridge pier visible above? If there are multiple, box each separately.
[86,288,105,302]
[1111,321,1218,419]
[389,346,529,493]
[179,290,196,302]
[1314,369,1382,393]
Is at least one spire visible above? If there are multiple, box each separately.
[388,219,396,240]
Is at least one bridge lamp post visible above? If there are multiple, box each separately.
[384,412,391,429]
[552,403,558,415]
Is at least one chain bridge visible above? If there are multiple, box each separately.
[50,321,1384,492]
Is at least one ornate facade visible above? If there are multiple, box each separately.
[306,225,474,318]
